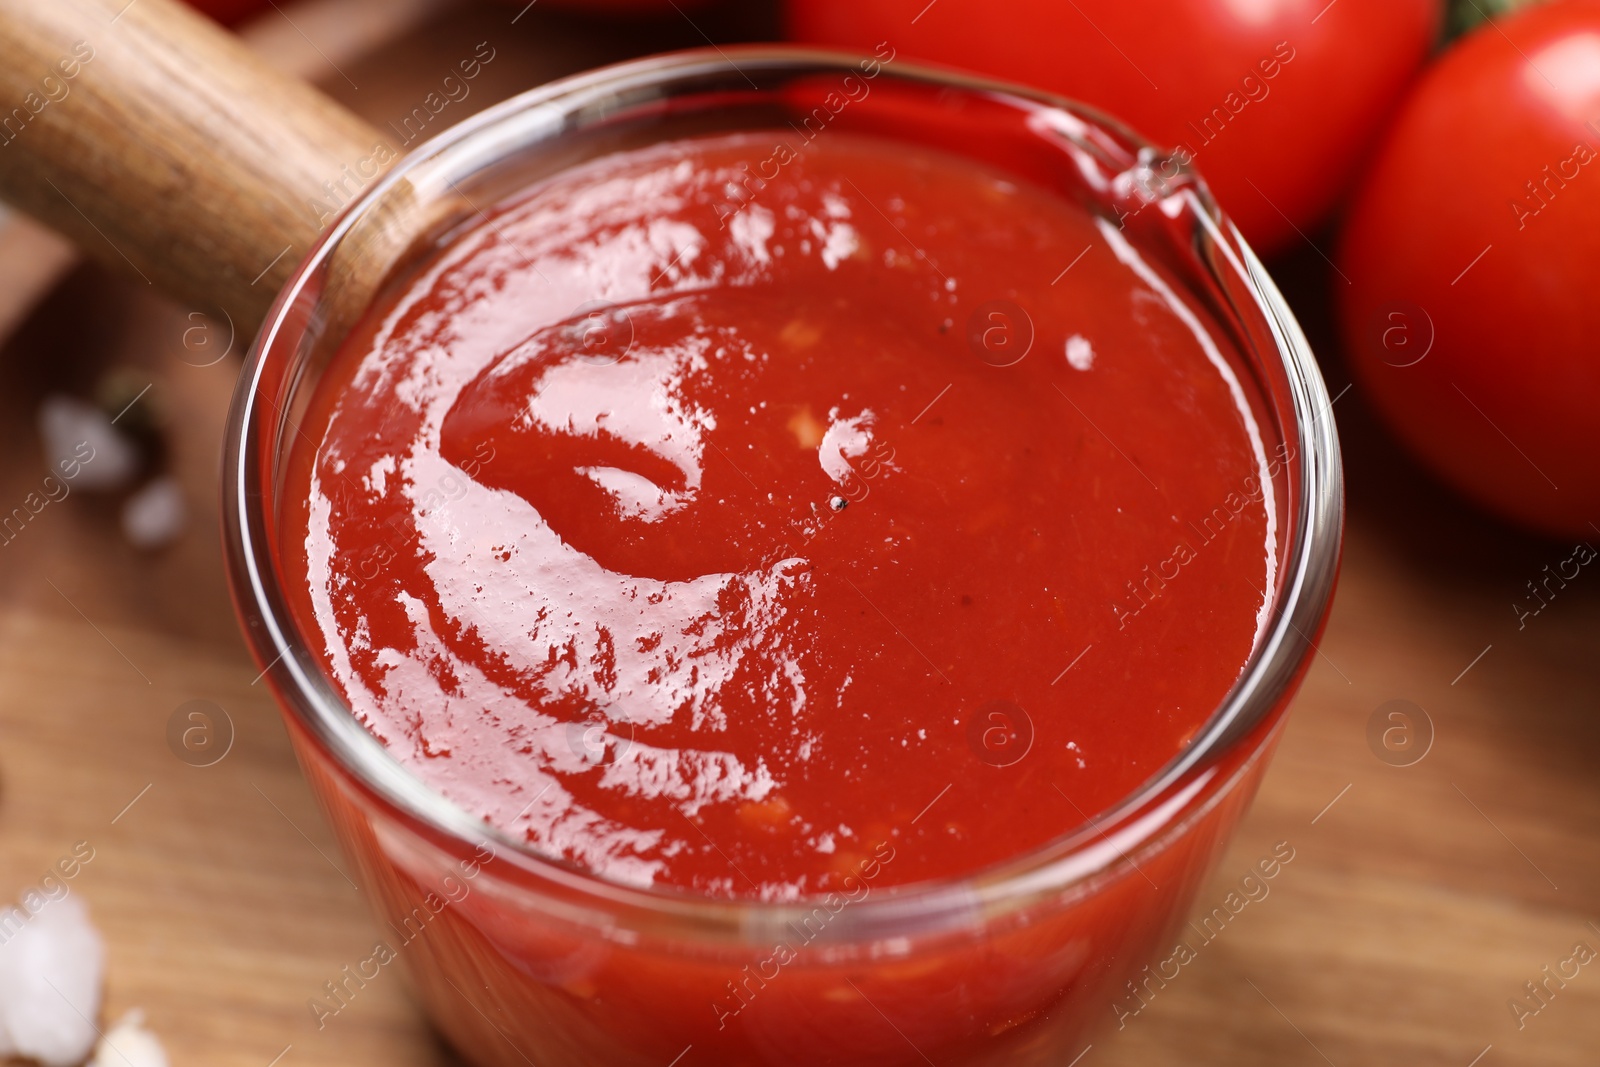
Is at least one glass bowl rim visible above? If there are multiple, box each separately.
[222,43,1344,937]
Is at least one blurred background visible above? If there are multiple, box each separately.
[0,0,1596,1064]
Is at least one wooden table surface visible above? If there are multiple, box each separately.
[1,2,1596,1065]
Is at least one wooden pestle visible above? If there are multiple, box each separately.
[0,0,392,330]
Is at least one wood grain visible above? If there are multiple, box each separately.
[0,0,457,356]
[0,0,388,330]
[0,3,1595,1066]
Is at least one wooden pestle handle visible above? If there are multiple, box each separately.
[0,0,391,329]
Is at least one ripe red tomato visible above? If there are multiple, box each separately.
[787,0,1440,256]
[1337,0,1600,538]
[182,0,271,25]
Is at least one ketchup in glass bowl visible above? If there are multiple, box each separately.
[226,48,1341,1067]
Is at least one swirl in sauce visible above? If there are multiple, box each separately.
[284,132,1279,899]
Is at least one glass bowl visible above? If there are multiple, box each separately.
[223,45,1342,1067]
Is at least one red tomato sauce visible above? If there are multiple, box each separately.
[283,131,1281,900]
